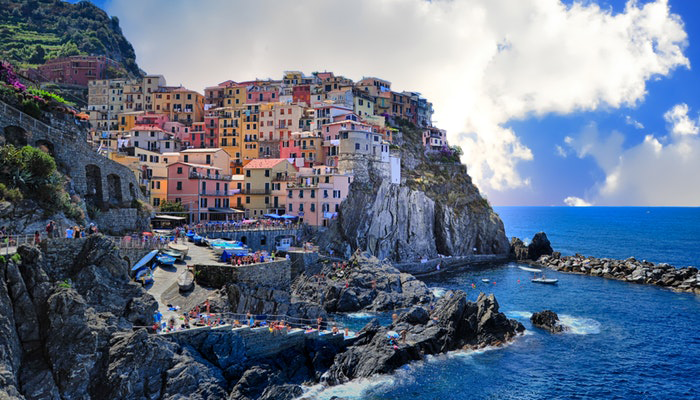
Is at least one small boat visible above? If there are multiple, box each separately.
[531,277,558,284]
[177,270,195,292]
[135,267,154,285]
[481,278,490,283]
[156,253,176,266]
[211,241,248,255]
[519,266,543,273]
[130,250,158,278]
[193,235,204,246]
[168,242,189,257]
[162,248,185,261]
[185,230,195,242]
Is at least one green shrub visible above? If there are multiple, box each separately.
[0,183,23,202]
[27,88,74,106]
[10,253,21,263]
[58,279,71,288]
[21,98,42,119]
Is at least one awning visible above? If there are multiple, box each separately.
[279,214,298,220]
[153,214,187,221]
[263,214,281,219]
[208,207,245,214]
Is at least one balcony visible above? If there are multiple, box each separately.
[200,189,240,196]
[239,188,271,195]
[189,172,234,180]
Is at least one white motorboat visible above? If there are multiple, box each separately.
[531,277,558,284]
[519,266,542,273]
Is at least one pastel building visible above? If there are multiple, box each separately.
[286,166,353,226]
[37,55,121,86]
[279,131,324,167]
[167,162,240,222]
[129,125,181,153]
[242,158,296,218]
[179,148,231,172]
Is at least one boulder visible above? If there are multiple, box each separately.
[528,232,553,261]
[530,310,568,334]
[322,291,523,386]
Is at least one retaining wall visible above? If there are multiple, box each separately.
[203,229,300,252]
[194,259,292,288]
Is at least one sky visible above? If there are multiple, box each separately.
[82,0,700,206]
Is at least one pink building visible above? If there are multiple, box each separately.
[189,117,219,149]
[37,55,120,86]
[167,162,240,222]
[246,84,279,104]
[135,113,169,128]
[285,167,353,226]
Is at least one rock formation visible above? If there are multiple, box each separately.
[530,310,568,333]
[322,291,524,385]
[322,123,509,262]
[510,232,553,261]
[291,250,434,312]
[536,253,700,294]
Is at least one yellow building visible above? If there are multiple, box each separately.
[152,87,204,126]
[217,107,243,161]
[117,111,143,132]
[242,158,296,218]
[240,103,260,161]
[223,83,247,107]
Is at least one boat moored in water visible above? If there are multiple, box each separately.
[531,277,558,284]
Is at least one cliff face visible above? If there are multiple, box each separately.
[326,123,509,262]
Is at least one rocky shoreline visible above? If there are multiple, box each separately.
[511,232,700,295]
[535,253,700,294]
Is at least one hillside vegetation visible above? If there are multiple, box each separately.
[0,0,140,76]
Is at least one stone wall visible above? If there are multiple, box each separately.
[163,324,344,361]
[0,100,150,233]
[95,208,150,235]
[194,259,292,289]
[288,250,320,278]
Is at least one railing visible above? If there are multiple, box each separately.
[158,311,351,336]
[0,99,57,137]
[200,190,239,196]
[187,222,302,234]
[239,188,271,195]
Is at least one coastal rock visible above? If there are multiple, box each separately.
[530,310,568,334]
[292,251,433,312]
[510,232,553,261]
[528,232,553,261]
[322,291,523,386]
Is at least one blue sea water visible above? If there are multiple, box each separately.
[309,207,700,399]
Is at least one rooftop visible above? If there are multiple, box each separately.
[243,158,289,169]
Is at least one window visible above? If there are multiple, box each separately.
[299,190,304,199]
[175,197,181,203]
[264,197,269,204]
[246,196,250,204]
[310,203,315,212]
[288,191,293,198]
[177,167,183,174]
[246,170,251,177]
[355,143,360,150]
[299,203,304,212]
[176,182,182,190]
[288,204,293,211]
[323,190,328,198]
[153,198,160,206]
[265,169,270,177]
[200,198,208,207]
[311,189,315,198]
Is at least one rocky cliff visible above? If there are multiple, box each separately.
[324,122,509,262]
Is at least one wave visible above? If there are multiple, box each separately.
[505,311,533,319]
[558,315,602,335]
[431,287,447,298]
[345,312,376,319]
[299,337,522,399]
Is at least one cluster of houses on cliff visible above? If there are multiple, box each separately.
[83,69,449,225]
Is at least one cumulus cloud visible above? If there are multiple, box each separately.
[108,0,689,194]
[565,104,700,206]
[663,103,699,135]
[625,115,645,129]
[564,196,592,207]
[555,144,568,157]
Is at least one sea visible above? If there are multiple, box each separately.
[306,207,700,399]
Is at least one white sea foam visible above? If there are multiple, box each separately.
[558,315,602,335]
[431,287,447,297]
[506,311,533,319]
[346,312,376,319]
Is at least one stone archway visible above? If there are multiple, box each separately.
[107,173,123,205]
[35,139,55,157]
[3,125,30,146]
[85,164,103,208]
[260,235,267,246]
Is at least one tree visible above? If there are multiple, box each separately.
[159,200,185,213]
[56,41,81,58]
[29,44,46,64]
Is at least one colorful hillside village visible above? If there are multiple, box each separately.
[85,70,449,225]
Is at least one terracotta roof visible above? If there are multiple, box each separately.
[243,158,288,169]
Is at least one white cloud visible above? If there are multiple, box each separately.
[625,115,645,129]
[108,0,689,194]
[663,103,699,136]
[555,144,568,157]
[564,196,592,207]
[565,104,700,206]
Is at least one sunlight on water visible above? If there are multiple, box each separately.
[431,287,447,297]
[345,312,376,319]
[558,315,602,335]
[506,310,533,319]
